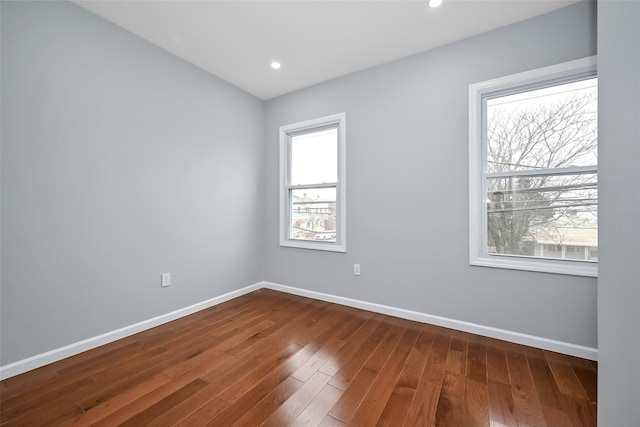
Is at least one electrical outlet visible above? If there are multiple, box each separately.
[161,273,171,287]
[353,264,361,276]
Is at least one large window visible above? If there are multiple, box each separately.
[280,113,346,252]
[469,57,597,276]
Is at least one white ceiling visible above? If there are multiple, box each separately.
[75,0,580,100]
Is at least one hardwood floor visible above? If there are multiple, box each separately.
[0,289,597,426]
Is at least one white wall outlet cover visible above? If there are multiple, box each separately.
[161,273,171,287]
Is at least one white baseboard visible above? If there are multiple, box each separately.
[0,283,262,380]
[261,281,598,361]
[1,280,597,380]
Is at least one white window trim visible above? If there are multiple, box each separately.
[469,56,597,277]
[279,113,346,252]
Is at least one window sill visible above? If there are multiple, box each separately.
[280,240,346,253]
[470,255,597,277]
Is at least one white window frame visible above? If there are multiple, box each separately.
[279,113,346,252]
[469,56,597,277]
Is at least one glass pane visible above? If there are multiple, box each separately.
[290,187,336,242]
[291,128,338,185]
[487,173,597,260]
[486,78,597,172]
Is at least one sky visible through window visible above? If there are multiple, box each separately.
[486,78,598,171]
[290,128,338,185]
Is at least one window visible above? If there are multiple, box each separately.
[280,113,346,252]
[469,57,597,276]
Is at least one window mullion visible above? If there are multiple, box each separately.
[288,182,338,191]
[486,165,597,179]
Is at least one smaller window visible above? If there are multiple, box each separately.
[279,113,346,252]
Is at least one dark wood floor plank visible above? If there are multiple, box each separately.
[160,319,276,379]
[434,371,465,427]
[543,405,575,427]
[318,316,382,377]
[421,332,452,385]
[319,414,348,427]
[445,336,468,376]
[106,322,299,425]
[519,344,547,360]
[59,373,174,426]
[486,346,511,384]
[45,292,274,418]
[326,322,392,390]
[170,345,309,426]
[327,367,377,423]
[0,380,9,400]
[90,297,312,426]
[231,376,303,427]
[402,330,436,389]
[262,371,332,426]
[84,347,235,424]
[172,301,336,426]
[328,324,407,423]
[56,341,146,378]
[1,342,141,413]
[486,337,514,352]
[117,378,209,426]
[377,330,435,426]
[76,347,175,411]
[89,370,221,427]
[218,307,355,405]
[466,339,488,385]
[145,337,306,425]
[528,356,566,411]
[573,366,597,404]
[487,379,519,427]
[0,290,597,427]
[225,295,317,356]
[22,403,85,427]
[65,291,263,377]
[348,327,419,425]
[197,346,320,426]
[543,349,573,364]
[404,381,441,427]
[289,301,336,346]
[291,314,369,383]
[2,333,145,399]
[1,383,87,427]
[76,316,276,414]
[291,384,344,427]
[560,394,597,427]
[1,374,94,423]
[163,350,297,424]
[548,361,590,401]
[506,350,548,427]
[462,378,489,427]
[377,376,416,427]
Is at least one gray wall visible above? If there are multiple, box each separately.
[0,1,264,364]
[597,1,640,425]
[264,1,598,348]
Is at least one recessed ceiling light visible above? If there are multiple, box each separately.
[271,61,281,70]
[428,0,443,8]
